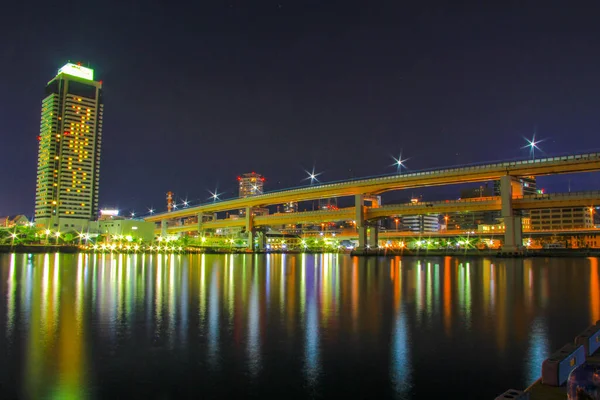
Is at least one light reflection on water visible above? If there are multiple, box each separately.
[0,253,598,399]
[526,316,550,385]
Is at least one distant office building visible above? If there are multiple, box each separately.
[529,207,594,230]
[478,217,531,233]
[238,172,264,198]
[447,211,498,231]
[401,214,440,233]
[283,202,298,213]
[34,62,104,231]
[521,177,537,195]
[237,207,269,218]
[460,185,493,199]
[493,176,537,196]
[318,198,338,210]
[453,185,498,230]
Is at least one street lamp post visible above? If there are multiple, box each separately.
[394,218,399,232]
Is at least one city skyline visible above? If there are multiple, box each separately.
[2,2,600,215]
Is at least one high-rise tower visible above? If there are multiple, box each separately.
[34,62,103,231]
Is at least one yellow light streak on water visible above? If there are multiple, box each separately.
[227,254,234,322]
[415,261,422,325]
[6,254,16,339]
[156,254,163,330]
[280,254,286,315]
[54,260,88,400]
[168,254,176,348]
[426,262,432,320]
[300,253,306,312]
[351,257,359,332]
[443,257,451,336]
[589,257,600,323]
[199,254,206,329]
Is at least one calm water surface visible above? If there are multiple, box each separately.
[0,253,598,399]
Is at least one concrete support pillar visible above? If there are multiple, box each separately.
[161,220,168,237]
[245,206,254,250]
[197,212,203,233]
[355,194,367,250]
[368,225,379,248]
[500,175,524,253]
[358,227,367,249]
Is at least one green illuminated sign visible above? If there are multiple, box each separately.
[58,63,94,81]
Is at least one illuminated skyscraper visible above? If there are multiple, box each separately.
[34,63,104,230]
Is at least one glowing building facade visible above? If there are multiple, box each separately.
[529,207,594,230]
[238,172,264,198]
[401,214,440,233]
[34,63,104,230]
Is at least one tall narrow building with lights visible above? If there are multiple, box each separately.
[34,63,103,231]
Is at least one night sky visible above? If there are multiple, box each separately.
[2,1,600,216]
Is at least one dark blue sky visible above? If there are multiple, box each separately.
[2,1,600,216]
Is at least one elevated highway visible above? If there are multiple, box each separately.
[146,152,600,222]
[146,152,600,253]
[159,190,600,236]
